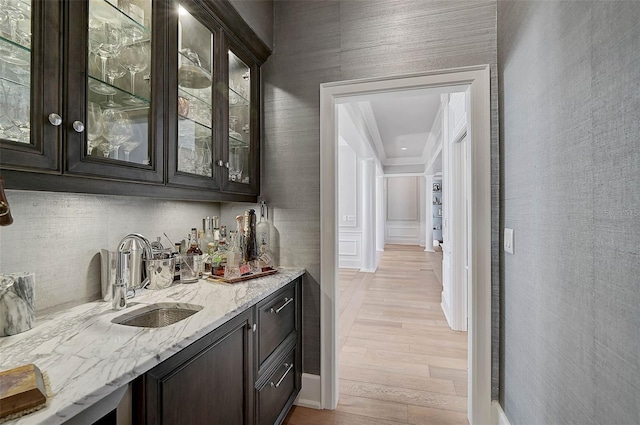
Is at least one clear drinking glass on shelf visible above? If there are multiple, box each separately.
[87,102,104,156]
[102,109,132,160]
[229,147,244,182]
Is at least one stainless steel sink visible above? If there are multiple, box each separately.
[112,303,203,328]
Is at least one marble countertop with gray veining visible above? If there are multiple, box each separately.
[0,267,305,425]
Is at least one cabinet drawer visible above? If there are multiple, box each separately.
[257,284,296,366]
[257,349,297,425]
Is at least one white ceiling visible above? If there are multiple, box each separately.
[370,94,441,159]
[338,87,448,175]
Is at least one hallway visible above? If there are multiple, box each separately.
[284,245,469,425]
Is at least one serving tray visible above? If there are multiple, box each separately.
[206,268,278,284]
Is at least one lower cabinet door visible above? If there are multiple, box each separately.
[256,349,297,425]
[143,311,253,425]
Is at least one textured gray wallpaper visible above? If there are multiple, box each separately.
[499,1,640,423]
[263,0,499,377]
[228,0,274,49]
[0,191,220,314]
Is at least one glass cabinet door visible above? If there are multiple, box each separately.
[65,0,163,183]
[0,0,32,145]
[0,0,61,172]
[227,51,250,185]
[223,42,258,195]
[176,3,213,178]
[166,1,219,189]
[86,0,151,165]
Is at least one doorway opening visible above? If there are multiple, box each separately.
[319,66,492,425]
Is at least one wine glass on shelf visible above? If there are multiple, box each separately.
[229,147,244,182]
[120,139,141,162]
[120,123,143,163]
[120,41,148,105]
[229,115,242,141]
[102,109,132,160]
[86,102,104,156]
[102,57,125,107]
[89,23,121,96]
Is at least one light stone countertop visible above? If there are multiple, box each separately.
[0,267,305,425]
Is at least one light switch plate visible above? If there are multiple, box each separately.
[504,228,514,254]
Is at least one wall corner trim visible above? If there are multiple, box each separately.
[492,401,512,425]
[294,373,322,409]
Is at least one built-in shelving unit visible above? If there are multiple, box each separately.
[432,177,443,244]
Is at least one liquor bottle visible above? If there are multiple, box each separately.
[198,230,206,253]
[243,209,259,272]
[203,242,215,276]
[202,217,214,250]
[259,244,274,271]
[225,231,241,279]
[181,228,202,283]
[255,201,270,253]
[212,216,220,246]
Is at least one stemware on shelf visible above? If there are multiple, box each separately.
[229,147,243,182]
[102,57,126,107]
[120,40,148,105]
[102,109,132,159]
[86,102,104,156]
[88,21,121,96]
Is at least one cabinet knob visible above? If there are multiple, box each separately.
[72,121,85,133]
[48,113,62,127]
[252,323,257,332]
[225,162,229,169]
[216,160,224,167]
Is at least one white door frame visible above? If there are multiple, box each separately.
[319,65,492,425]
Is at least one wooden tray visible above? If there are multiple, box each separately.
[206,268,278,284]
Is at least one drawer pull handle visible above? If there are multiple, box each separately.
[270,297,293,314]
[270,363,294,388]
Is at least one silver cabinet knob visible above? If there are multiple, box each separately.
[48,113,62,126]
[216,160,224,167]
[72,121,85,133]
[225,162,229,169]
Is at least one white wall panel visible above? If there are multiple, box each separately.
[386,176,418,221]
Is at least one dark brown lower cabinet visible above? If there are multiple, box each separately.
[140,310,254,425]
[256,348,298,425]
[135,278,302,425]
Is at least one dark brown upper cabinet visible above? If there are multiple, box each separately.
[0,0,269,201]
[0,0,63,173]
[166,1,222,191]
[64,0,165,183]
[221,35,260,196]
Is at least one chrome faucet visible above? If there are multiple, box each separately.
[112,233,154,311]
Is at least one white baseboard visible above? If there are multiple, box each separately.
[492,401,511,425]
[359,267,377,273]
[294,373,322,409]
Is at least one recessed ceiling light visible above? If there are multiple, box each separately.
[400,147,408,151]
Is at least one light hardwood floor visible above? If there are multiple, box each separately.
[284,245,468,425]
